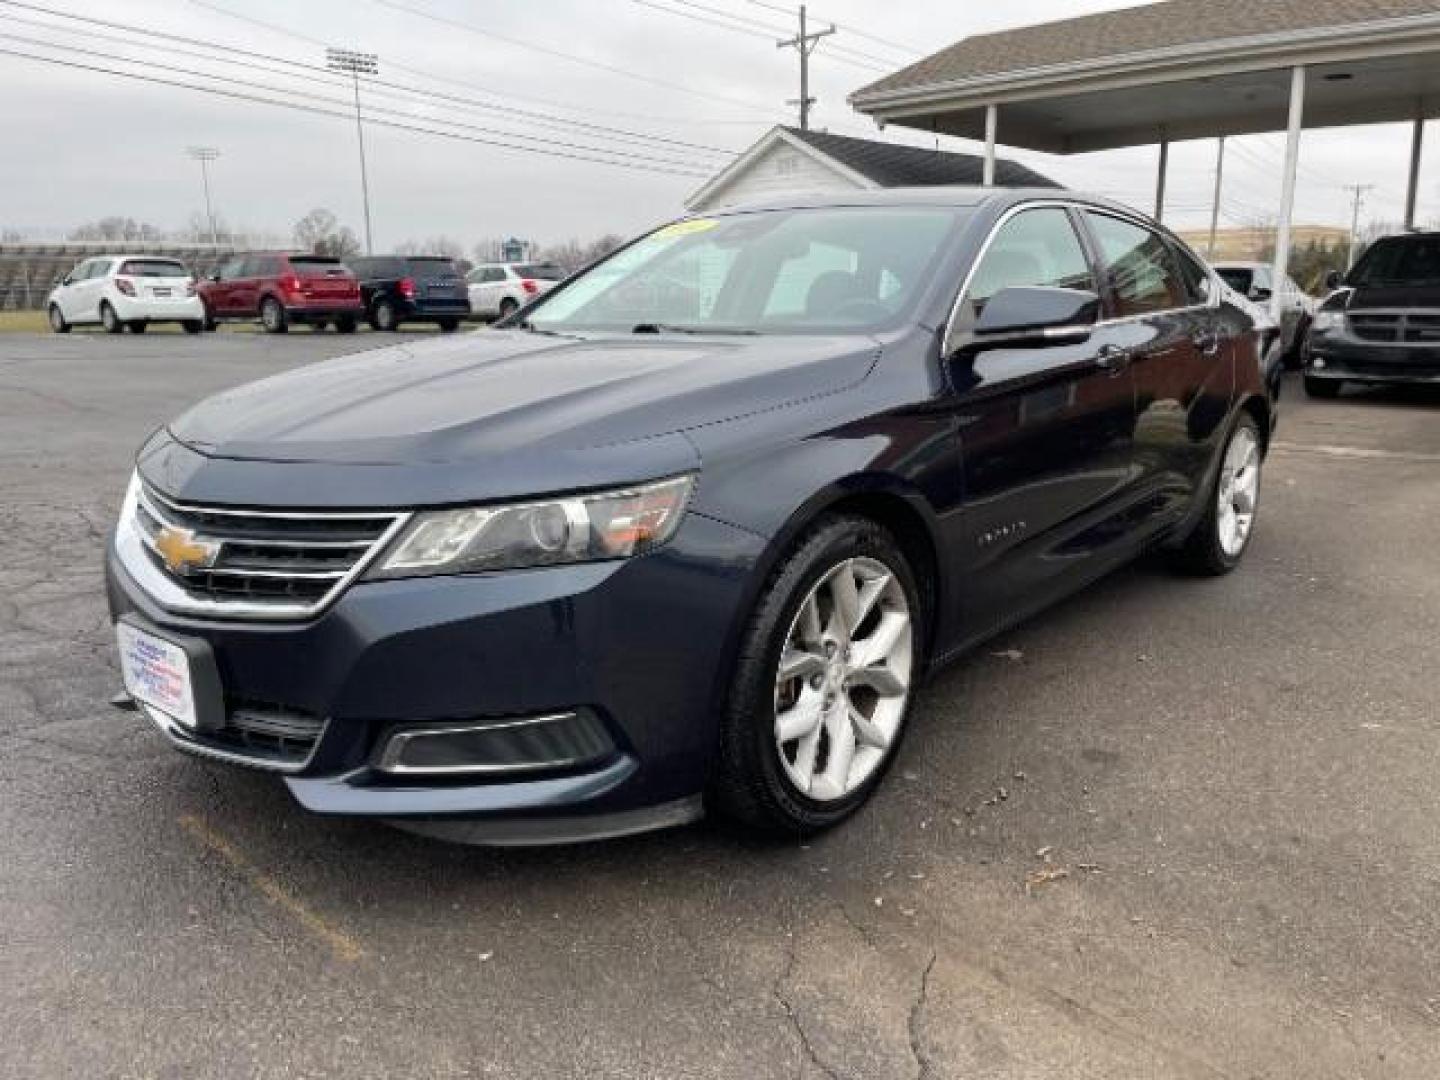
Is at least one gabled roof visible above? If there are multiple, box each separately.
[853,0,1440,100]
[685,125,1057,209]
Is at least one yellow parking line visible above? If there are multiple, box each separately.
[179,814,365,963]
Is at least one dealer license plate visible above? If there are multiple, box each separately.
[117,621,197,729]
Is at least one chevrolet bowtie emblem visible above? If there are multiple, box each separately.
[154,526,220,576]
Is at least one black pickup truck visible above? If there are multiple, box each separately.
[1304,232,1440,397]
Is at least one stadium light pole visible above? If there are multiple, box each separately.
[186,146,221,247]
[326,47,378,255]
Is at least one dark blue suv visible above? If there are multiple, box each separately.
[107,190,1272,844]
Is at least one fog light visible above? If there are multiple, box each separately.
[1313,357,1326,369]
[376,710,615,776]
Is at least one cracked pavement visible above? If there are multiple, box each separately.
[2,332,1438,1078]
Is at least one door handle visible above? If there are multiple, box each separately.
[1192,330,1221,356]
[1094,344,1131,374]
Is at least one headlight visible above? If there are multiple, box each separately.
[1312,310,1343,332]
[370,475,694,579]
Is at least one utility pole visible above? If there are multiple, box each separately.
[777,5,835,131]
[1343,183,1374,268]
[1206,136,1225,258]
[186,146,221,247]
[326,47,378,255]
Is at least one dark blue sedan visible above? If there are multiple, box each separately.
[107,189,1273,844]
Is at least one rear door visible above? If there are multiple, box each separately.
[945,204,1139,638]
[1080,210,1232,522]
[77,259,111,321]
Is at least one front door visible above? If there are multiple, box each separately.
[943,205,1139,642]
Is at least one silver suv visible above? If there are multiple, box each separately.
[465,262,566,320]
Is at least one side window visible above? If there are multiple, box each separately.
[90,260,112,280]
[487,268,507,283]
[1083,212,1187,316]
[964,207,1096,319]
[1169,242,1213,306]
[67,260,92,282]
[215,257,243,280]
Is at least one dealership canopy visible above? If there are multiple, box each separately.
[849,0,1440,313]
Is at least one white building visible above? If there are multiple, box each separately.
[686,125,1058,213]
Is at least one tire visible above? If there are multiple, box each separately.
[260,297,288,334]
[1170,414,1263,576]
[1304,376,1342,399]
[372,299,398,332]
[100,302,123,334]
[128,321,147,334]
[182,320,204,335]
[497,297,519,321]
[48,305,71,334]
[438,318,460,332]
[201,307,217,332]
[311,319,330,332]
[335,315,357,334]
[711,515,924,836]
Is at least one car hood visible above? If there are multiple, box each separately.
[169,330,878,466]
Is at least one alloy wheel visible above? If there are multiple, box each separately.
[772,556,913,802]
[1217,426,1261,557]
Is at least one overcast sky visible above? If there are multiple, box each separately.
[1,0,1436,251]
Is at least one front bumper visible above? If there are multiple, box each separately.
[106,510,765,838]
[1305,333,1440,383]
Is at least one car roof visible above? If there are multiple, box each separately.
[697,186,1141,218]
[82,254,189,265]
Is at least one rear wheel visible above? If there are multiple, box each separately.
[1171,414,1262,576]
[260,297,288,334]
[1304,376,1342,399]
[438,318,460,332]
[497,297,519,322]
[712,515,922,835]
[335,315,357,334]
[371,298,399,331]
[182,320,204,334]
[48,305,71,334]
[100,302,123,334]
[127,321,147,334]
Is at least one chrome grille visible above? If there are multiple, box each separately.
[1348,312,1401,342]
[117,479,410,621]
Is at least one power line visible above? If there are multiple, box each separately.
[744,0,925,57]
[631,0,894,70]
[0,44,715,178]
[368,0,782,116]
[0,1,740,157]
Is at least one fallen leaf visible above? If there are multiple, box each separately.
[1024,867,1069,895]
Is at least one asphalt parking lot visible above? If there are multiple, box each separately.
[1,330,1437,1079]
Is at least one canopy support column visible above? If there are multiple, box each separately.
[1154,131,1169,221]
[1405,101,1424,231]
[1272,65,1306,323]
[983,104,997,186]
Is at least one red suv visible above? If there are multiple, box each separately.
[199,252,364,333]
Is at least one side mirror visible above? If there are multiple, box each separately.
[1324,269,1343,291]
[60,276,72,287]
[968,286,1101,349]
[206,272,221,283]
[1249,286,1272,302]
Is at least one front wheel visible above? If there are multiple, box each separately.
[182,320,204,335]
[100,302,123,334]
[334,315,357,334]
[48,305,71,334]
[1304,376,1342,399]
[260,297,288,334]
[1171,414,1262,576]
[438,318,460,332]
[711,516,923,835]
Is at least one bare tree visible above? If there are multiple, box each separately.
[293,208,361,258]
[68,216,164,242]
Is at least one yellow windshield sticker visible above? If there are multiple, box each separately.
[655,218,718,239]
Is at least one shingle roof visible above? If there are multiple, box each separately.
[855,0,1440,98]
[784,127,1059,188]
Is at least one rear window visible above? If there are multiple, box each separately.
[119,260,188,278]
[290,256,349,276]
[404,257,460,277]
[515,263,566,281]
[1216,267,1254,294]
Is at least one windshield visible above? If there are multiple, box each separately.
[525,206,966,334]
[1215,267,1254,294]
[119,259,188,278]
[1348,236,1440,287]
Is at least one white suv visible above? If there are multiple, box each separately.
[466,262,566,321]
[48,256,208,334]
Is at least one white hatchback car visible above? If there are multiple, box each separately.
[465,262,566,320]
[48,256,208,334]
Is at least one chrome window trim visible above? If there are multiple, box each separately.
[376,713,590,776]
[941,198,1220,358]
[116,476,412,623]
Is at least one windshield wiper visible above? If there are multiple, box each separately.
[631,323,759,335]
